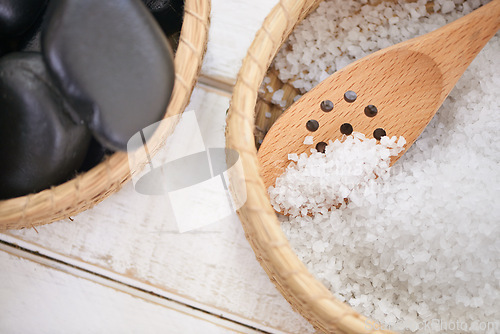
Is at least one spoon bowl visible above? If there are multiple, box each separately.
[258,0,500,191]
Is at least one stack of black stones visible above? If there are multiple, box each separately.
[0,0,183,199]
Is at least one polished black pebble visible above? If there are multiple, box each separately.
[42,0,175,151]
[142,0,184,36]
[0,38,11,56]
[0,53,91,199]
[0,0,47,36]
[16,10,44,52]
[78,137,113,173]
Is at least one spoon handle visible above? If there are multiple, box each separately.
[403,0,500,98]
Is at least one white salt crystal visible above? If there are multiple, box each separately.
[397,136,406,147]
[383,7,393,18]
[440,0,456,13]
[312,240,325,252]
[319,71,330,82]
[389,16,399,24]
[303,136,314,145]
[470,0,481,9]
[271,89,284,104]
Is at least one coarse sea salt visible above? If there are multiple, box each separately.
[303,136,314,145]
[270,0,500,332]
[272,89,286,108]
[270,133,405,217]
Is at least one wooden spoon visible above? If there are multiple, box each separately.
[258,0,500,191]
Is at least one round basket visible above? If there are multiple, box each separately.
[0,0,211,231]
[226,1,396,333]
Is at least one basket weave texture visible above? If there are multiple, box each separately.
[0,0,211,231]
[226,1,396,333]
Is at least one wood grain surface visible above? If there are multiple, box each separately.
[0,247,262,334]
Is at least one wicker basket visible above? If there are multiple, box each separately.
[226,1,398,333]
[0,0,211,231]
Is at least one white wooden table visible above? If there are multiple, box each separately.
[0,1,316,333]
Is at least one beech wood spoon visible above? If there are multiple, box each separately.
[258,0,500,191]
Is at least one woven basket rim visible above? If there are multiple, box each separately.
[226,1,395,333]
[0,0,211,231]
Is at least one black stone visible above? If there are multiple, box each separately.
[42,0,175,151]
[142,0,184,36]
[0,37,12,56]
[78,137,113,173]
[0,0,47,36]
[0,53,91,199]
[16,6,45,52]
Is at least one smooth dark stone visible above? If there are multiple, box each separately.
[17,22,41,51]
[78,137,113,172]
[0,53,91,199]
[16,7,45,52]
[142,0,184,36]
[0,38,11,56]
[42,0,175,151]
[0,0,47,36]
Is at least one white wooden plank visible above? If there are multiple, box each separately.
[0,234,285,334]
[2,86,314,334]
[0,248,253,334]
[200,0,280,84]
